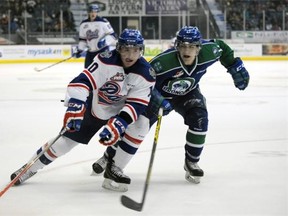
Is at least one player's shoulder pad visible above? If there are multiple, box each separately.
[198,39,224,61]
[127,57,156,82]
[202,38,227,46]
[150,49,177,63]
[201,39,218,51]
[97,50,122,66]
[201,39,216,45]
[80,18,90,25]
[149,49,177,73]
[95,16,109,23]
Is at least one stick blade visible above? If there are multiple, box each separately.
[34,67,41,72]
[120,195,143,212]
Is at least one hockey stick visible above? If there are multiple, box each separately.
[34,56,73,72]
[120,108,164,211]
[0,128,67,198]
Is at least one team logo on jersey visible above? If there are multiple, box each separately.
[162,78,195,95]
[86,29,99,41]
[172,70,184,78]
[98,81,122,104]
[212,45,222,56]
[212,47,218,55]
[110,72,124,81]
[152,61,162,73]
[83,24,89,29]
[149,67,156,78]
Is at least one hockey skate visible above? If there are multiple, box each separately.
[10,164,37,186]
[102,161,131,192]
[91,154,108,175]
[184,159,204,184]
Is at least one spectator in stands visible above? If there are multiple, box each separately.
[62,8,75,31]
[271,22,282,30]
[44,11,54,32]
[1,14,9,33]
[25,0,37,15]
[12,1,23,18]
[53,7,75,32]
[10,17,20,33]
[220,0,287,31]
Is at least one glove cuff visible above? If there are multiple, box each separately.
[67,98,86,108]
[227,57,244,75]
[113,116,128,134]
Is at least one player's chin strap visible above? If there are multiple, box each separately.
[0,128,67,198]
[120,108,163,212]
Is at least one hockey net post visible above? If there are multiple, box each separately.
[120,108,163,211]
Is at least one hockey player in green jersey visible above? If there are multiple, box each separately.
[92,26,249,189]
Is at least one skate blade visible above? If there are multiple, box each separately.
[185,172,201,184]
[90,171,103,176]
[102,178,128,192]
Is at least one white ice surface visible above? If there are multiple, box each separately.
[0,61,287,216]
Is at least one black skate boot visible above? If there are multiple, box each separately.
[102,161,131,192]
[10,164,37,186]
[92,154,108,175]
[184,158,204,184]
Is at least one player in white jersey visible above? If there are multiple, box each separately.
[10,29,156,192]
[73,4,117,68]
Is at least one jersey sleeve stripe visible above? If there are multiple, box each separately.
[126,97,149,105]
[67,83,90,91]
[122,104,137,122]
[83,69,97,90]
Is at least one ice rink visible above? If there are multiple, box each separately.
[0,60,287,216]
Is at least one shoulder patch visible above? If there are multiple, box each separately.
[212,47,219,56]
[152,61,162,73]
[149,67,156,78]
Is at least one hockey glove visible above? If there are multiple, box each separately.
[63,98,86,132]
[161,99,173,116]
[146,88,173,117]
[227,57,250,90]
[72,46,83,58]
[97,38,107,50]
[99,116,128,146]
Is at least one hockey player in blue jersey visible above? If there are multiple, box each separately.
[72,4,117,67]
[10,29,155,192]
[92,26,250,187]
